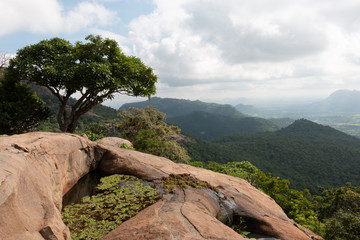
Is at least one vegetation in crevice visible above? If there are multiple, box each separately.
[61,174,161,240]
[231,217,256,240]
[119,143,135,150]
[161,173,218,193]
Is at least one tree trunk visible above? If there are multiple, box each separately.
[66,119,79,133]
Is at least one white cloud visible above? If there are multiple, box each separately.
[64,2,117,33]
[90,29,131,54]
[3,0,360,102]
[127,0,360,99]
[0,0,117,36]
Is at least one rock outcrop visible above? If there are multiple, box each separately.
[0,132,323,240]
[0,132,106,240]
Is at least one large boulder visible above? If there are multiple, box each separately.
[0,132,103,240]
[0,133,323,240]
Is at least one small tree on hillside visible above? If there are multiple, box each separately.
[117,106,190,162]
[6,35,157,133]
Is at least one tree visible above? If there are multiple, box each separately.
[314,185,360,239]
[0,52,11,69]
[84,122,110,141]
[85,122,109,136]
[0,72,50,134]
[117,106,190,162]
[6,35,157,132]
[0,52,11,78]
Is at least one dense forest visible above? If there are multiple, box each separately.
[120,97,282,140]
[167,110,278,140]
[184,119,360,194]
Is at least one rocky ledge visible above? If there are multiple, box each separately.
[0,132,322,240]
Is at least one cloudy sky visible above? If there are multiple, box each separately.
[1,0,360,107]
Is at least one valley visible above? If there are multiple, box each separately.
[34,87,360,195]
[120,92,360,194]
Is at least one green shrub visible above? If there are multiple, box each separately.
[85,123,109,136]
[117,107,190,162]
[119,143,135,150]
[324,210,360,240]
[84,130,104,141]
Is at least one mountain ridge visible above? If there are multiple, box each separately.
[168,110,279,140]
[119,97,245,118]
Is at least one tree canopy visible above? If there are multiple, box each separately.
[0,73,50,134]
[7,35,158,132]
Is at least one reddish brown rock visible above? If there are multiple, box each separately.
[98,145,189,181]
[102,188,245,240]
[99,139,322,240]
[96,137,133,148]
[0,132,102,240]
[0,133,323,240]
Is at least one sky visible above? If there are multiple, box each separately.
[1,0,360,108]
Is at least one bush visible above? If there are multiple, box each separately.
[324,210,360,240]
[117,107,190,162]
[85,123,109,136]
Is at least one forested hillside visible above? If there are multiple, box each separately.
[120,97,284,140]
[168,110,278,140]
[184,119,360,193]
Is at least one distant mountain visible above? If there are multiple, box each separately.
[252,89,360,117]
[168,111,279,140]
[120,97,283,140]
[119,97,245,118]
[184,119,360,194]
[234,103,260,115]
[267,118,294,129]
[308,89,360,114]
[231,90,360,137]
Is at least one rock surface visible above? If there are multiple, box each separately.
[96,137,132,148]
[0,132,103,240]
[0,133,323,240]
